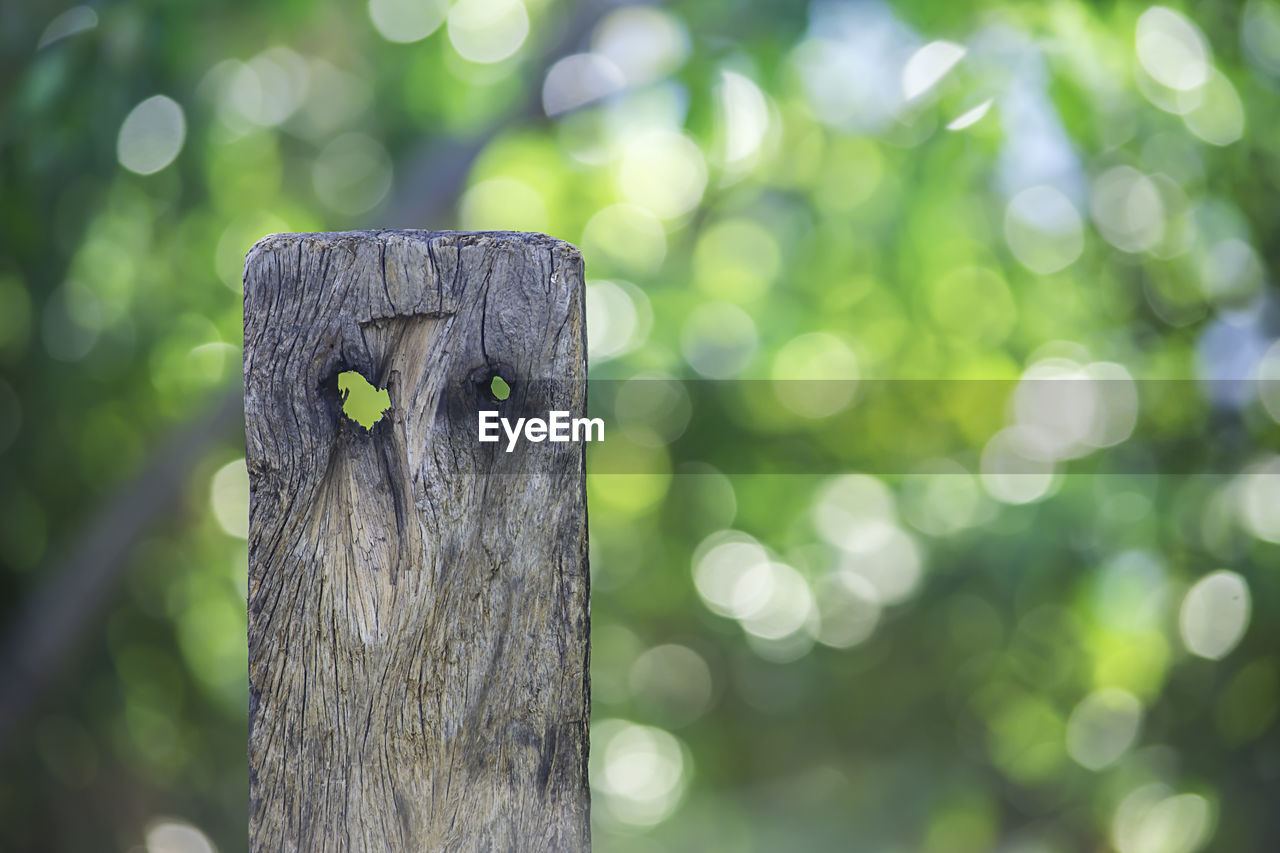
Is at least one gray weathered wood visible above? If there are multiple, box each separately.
[243,231,590,852]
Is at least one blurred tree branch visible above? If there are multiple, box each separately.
[0,0,626,754]
[0,392,241,750]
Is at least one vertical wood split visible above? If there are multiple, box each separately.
[243,231,590,852]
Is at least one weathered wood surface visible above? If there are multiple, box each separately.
[243,231,590,852]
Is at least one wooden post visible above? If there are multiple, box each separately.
[242,231,590,852]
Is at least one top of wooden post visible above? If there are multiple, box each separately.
[245,228,582,326]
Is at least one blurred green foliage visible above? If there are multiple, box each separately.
[337,370,391,429]
[3,0,1280,851]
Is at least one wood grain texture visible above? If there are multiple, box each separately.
[243,231,590,852]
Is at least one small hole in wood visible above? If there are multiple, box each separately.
[337,370,390,430]
[489,375,511,401]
